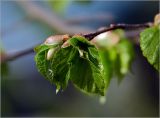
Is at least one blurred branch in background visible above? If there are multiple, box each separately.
[16,1,94,35]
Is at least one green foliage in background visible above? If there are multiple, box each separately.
[97,30,134,85]
[47,0,70,14]
[0,45,9,77]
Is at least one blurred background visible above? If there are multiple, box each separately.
[1,0,159,117]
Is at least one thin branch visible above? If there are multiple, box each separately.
[83,22,152,40]
[1,22,152,63]
[1,46,34,63]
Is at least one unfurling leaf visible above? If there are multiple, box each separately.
[35,32,135,96]
[35,36,106,96]
[99,49,113,88]
[140,26,159,71]
[68,36,106,95]
[35,44,72,91]
[93,30,134,84]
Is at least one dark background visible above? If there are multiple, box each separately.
[1,0,159,117]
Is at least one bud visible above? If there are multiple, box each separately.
[44,34,70,45]
[61,41,70,48]
[154,13,160,26]
[47,48,55,60]
[93,31,120,48]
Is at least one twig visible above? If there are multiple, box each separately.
[1,46,34,63]
[1,23,152,63]
[83,23,152,40]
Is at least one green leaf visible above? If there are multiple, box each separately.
[68,36,106,96]
[50,46,73,89]
[35,36,106,96]
[115,39,134,83]
[140,26,159,71]
[99,49,113,88]
[47,0,70,14]
[34,44,72,91]
[34,45,50,80]
[1,62,9,77]
[68,47,105,96]
[117,39,134,74]
[69,36,93,48]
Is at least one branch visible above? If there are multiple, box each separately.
[1,22,152,63]
[17,1,94,35]
[83,22,152,40]
[1,46,34,64]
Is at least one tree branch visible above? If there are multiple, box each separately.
[1,46,35,64]
[1,22,152,63]
[17,1,94,35]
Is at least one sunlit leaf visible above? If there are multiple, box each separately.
[35,44,72,91]
[68,36,106,96]
[35,36,106,96]
[140,26,159,71]
[99,49,112,88]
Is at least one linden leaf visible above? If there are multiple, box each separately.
[115,39,134,83]
[99,49,113,88]
[140,26,159,71]
[68,36,106,96]
[35,36,106,96]
[35,44,72,91]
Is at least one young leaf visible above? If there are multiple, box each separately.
[68,36,106,96]
[50,46,73,90]
[69,35,93,49]
[34,45,50,79]
[140,26,159,71]
[35,36,106,96]
[99,49,113,88]
[35,44,73,91]
[117,39,134,75]
[68,48,105,96]
[115,39,134,83]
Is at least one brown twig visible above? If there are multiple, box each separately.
[1,46,34,64]
[1,23,152,63]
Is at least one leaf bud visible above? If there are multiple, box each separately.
[47,48,55,60]
[44,34,70,45]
